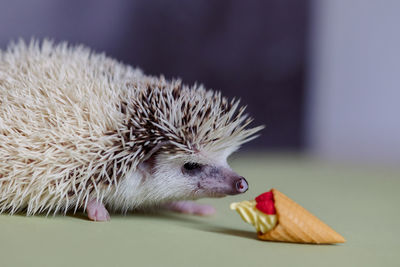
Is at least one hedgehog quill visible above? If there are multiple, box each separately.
[0,40,263,221]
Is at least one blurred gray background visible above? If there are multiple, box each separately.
[1,0,399,164]
[307,0,400,164]
[0,0,309,150]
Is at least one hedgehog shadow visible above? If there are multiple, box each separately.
[9,209,256,240]
[119,210,257,241]
[10,210,88,221]
[196,226,256,240]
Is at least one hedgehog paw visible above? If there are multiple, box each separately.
[164,201,216,216]
[86,200,110,222]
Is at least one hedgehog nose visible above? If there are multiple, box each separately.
[235,177,248,193]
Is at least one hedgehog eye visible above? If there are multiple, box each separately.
[182,162,202,173]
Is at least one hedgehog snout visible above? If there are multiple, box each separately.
[223,173,249,195]
[195,166,249,197]
[235,177,248,193]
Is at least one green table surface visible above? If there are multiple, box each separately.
[0,153,399,267]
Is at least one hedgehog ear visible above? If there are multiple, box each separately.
[141,141,171,162]
[138,141,171,173]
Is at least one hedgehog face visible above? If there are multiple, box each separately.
[120,81,263,203]
[148,150,248,200]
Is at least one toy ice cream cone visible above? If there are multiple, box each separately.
[230,189,346,244]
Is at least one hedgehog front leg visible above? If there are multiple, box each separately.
[164,201,216,216]
[86,199,110,222]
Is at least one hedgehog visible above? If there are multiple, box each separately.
[0,39,263,221]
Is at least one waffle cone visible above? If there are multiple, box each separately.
[258,189,346,244]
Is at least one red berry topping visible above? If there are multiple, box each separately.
[256,200,276,215]
[255,190,276,214]
[255,190,274,203]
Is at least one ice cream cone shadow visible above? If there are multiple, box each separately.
[197,225,257,240]
[196,226,343,244]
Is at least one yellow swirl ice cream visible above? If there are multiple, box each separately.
[230,200,277,233]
